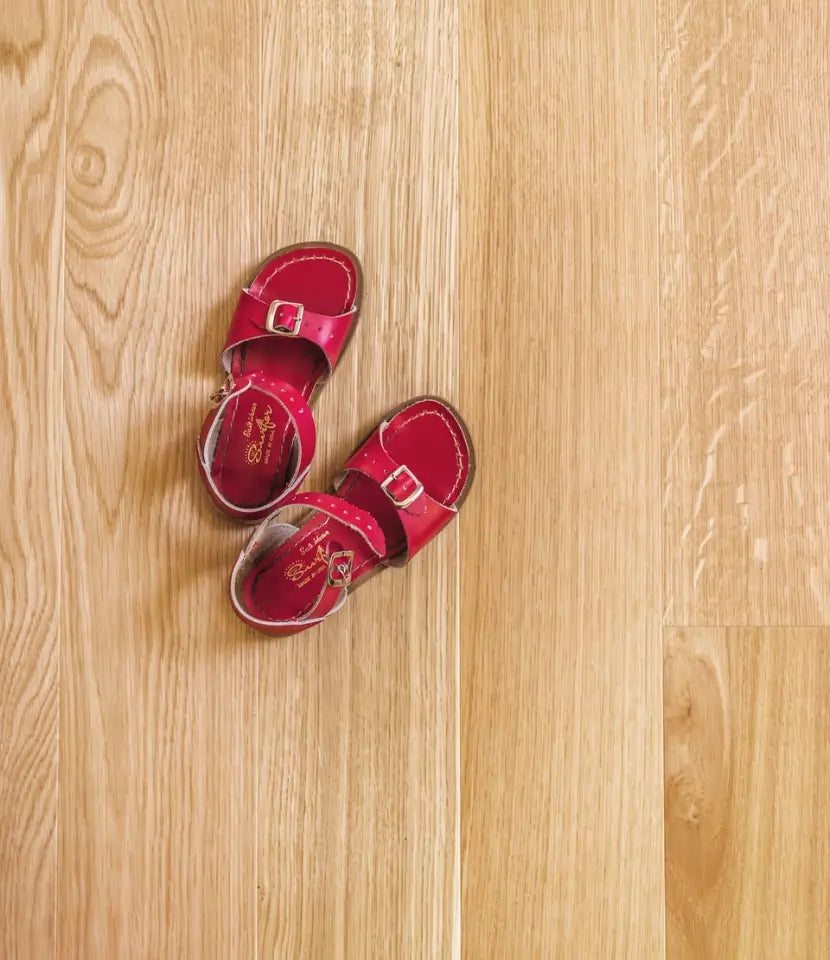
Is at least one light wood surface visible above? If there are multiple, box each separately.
[2,0,829,957]
[459,0,666,955]
[664,628,830,958]
[59,0,258,955]
[0,2,63,957]
[660,0,830,625]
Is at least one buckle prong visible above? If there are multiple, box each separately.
[380,464,424,509]
[327,550,354,588]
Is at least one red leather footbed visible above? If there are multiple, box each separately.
[208,246,358,508]
[242,398,472,623]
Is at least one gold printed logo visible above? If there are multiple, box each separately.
[284,531,331,586]
[244,404,277,465]
[285,545,327,584]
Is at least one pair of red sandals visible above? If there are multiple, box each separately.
[196,242,475,636]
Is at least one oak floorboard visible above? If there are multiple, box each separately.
[460,0,664,955]
[664,627,830,958]
[660,0,830,625]
[58,0,258,955]
[0,1,64,956]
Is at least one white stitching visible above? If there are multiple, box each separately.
[352,555,379,579]
[258,252,354,306]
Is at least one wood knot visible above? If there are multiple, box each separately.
[71,143,106,187]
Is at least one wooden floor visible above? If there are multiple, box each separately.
[1,0,828,957]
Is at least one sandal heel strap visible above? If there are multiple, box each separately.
[197,373,316,518]
[229,492,386,634]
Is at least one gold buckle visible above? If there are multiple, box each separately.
[265,300,304,334]
[327,550,354,588]
[380,464,424,509]
[209,374,235,404]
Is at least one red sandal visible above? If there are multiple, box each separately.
[229,397,475,635]
[197,242,361,521]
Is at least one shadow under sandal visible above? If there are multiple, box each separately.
[229,396,475,636]
[197,241,361,522]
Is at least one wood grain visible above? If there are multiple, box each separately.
[58,0,257,955]
[256,2,459,957]
[4,0,830,955]
[660,0,830,626]
[664,627,830,958]
[0,2,63,957]
[459,0,664,955]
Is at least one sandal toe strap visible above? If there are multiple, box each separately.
[221,289,356,374]
[336,426,457,564]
